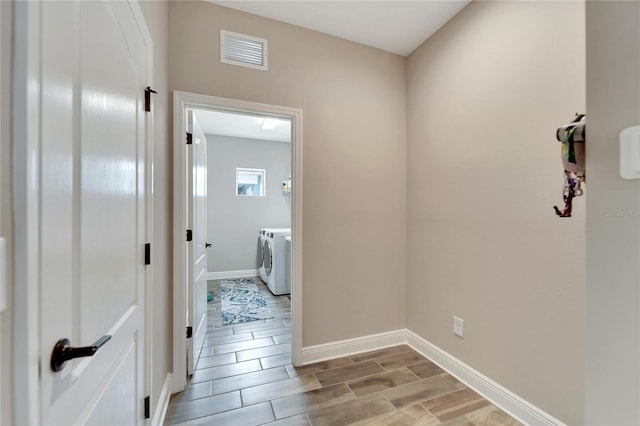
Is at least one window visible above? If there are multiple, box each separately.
[236,168,265,197]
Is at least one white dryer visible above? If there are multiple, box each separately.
[259,228,291,295]
[258,228,272,278]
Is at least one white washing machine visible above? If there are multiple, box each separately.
[259,228,291,295]
[257,228,273,279]
[258,228,268,276]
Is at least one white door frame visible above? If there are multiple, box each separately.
[11,1,154,423]
[0,2,5,424]
[172,91,303,393]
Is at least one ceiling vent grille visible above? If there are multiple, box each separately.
[220,30,268,71]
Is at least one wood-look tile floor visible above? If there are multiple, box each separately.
[166,278,522,426]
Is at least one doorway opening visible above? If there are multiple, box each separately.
[172,92,303,394]
[196,109,291,327]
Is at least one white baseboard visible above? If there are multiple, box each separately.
[151,373,172,426]
[207,269,259,280]
[405,330,564,426]
[302,329,563,426]
[301,329,406,365]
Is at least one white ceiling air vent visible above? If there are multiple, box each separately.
[220,30,268,71]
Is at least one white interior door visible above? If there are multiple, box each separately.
[186,111,208,374]
[32,1,149,424]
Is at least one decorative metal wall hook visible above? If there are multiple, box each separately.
[554,114,586,218]
[554,172,576,217]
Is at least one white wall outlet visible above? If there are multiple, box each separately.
[453,316,464,338]
[620,125,640,179]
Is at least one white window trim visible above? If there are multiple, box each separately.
[236,167,266,197]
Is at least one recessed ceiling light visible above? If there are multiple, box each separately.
[262,118,283,130]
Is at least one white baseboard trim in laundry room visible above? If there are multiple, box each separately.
[302,329,563,426]
[207,269,260,281]
[301,329,407,365]
[151,373,172,426]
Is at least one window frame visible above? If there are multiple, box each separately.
[235,167,266,197]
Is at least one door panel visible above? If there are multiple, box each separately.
[194,134,208,362]
[80,0,139,341]
[84,341,136,426]
[38,1,147,424]
[186,111,208,374]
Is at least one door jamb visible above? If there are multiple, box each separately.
[129,0,155,421]
[12,2,45,423]
[172,91,303,393]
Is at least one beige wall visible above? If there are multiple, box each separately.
[406,2,585,424]
[169,1,408,345]
[585,2,640,424]
[139,0,172,417]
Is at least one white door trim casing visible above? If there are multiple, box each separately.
[11,1,154,423]
[151,373,172,426]
[11,1,40,422]
[127,0,156,421]
[172,91,303,393]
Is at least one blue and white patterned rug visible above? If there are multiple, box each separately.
[220,278,274,326]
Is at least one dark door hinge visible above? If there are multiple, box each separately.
[144,243,151,265]
[186,132,193,145]
[186,229,193,241]
[186,326,193,339]
[144,87,157,112]
[144,395,150,419]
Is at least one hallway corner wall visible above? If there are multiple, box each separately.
[585,2,640,424]
[406,1,586,423]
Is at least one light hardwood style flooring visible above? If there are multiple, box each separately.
[166,278,522,426]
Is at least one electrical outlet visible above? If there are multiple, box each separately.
[453,316,464,338]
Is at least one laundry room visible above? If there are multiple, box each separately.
[194,109,293,329]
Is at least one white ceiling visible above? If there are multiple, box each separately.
[206,0,471,56]
[196,1,470,140]
[194,109,292,143]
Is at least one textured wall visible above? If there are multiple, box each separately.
[206,135,291,273]
[406,2,586,423]
[169,1,408,345]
